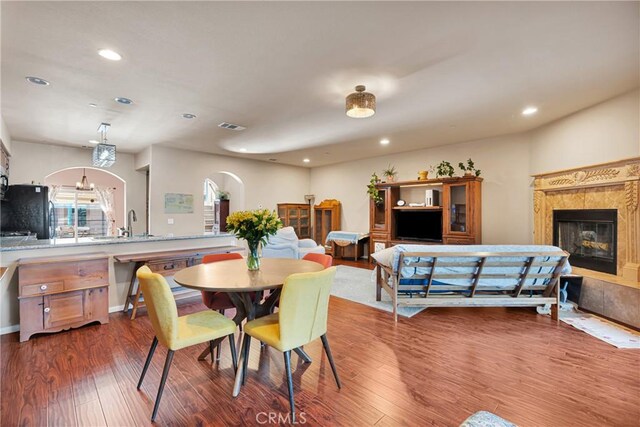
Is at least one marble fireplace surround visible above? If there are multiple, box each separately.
[532,157,640,282]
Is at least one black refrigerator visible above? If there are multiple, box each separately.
[1,185,51,239]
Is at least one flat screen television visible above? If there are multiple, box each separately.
[395,210,443,242]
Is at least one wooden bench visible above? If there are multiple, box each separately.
[115,245,243,319]
[375,250,569,322]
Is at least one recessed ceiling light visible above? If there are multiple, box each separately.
[522,106,538,116]
[88,139,100,144]
[88,103,98,108]
[182,113,196,119]
[380,138,390,145]
[25,76,50,86]
[239,148,247,152]
[114,97,133,105]
[98,49,122,61]
[303,158,310,163]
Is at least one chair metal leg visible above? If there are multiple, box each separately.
[229,334,238,372]
[215,309,225,360]
[151,350,174,422]
[137,337,158,389]
[283,350,295,423]
[321,334,341,389]
[209,340,215,361]
[242,335,251,385]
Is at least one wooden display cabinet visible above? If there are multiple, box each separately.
[368,176,482,251]
[18,253,109,342]
[369,186,399,252]
[313,199,341,252]
[277,203,311,238]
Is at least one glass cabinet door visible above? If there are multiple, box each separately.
[372,188,388,230]
[449,184,467,233]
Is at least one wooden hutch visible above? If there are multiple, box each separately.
[369,176,482,252]
[313,199,341,253]
[277,203,311,238]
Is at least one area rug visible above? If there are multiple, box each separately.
[331,265,426,318]
[560,311,640,349]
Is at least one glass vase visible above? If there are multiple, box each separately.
[246,242,261,271]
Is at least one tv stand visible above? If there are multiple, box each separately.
[369,176,482,253]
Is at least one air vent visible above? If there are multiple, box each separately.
[218,122,246,131]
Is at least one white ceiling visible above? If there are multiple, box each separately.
[2,2,638,167]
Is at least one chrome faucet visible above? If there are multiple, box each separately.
[127,209,137,237]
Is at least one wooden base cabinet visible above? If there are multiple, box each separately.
[18,253,109,342]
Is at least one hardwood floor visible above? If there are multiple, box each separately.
[1,261,639,426]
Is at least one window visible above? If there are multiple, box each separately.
[203,179,220,232]
[51,188,107,238]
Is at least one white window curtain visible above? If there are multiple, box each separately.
[94,186,116,236]
[48,184,61,202]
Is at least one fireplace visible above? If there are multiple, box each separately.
[553,209,617,274]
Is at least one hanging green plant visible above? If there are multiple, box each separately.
[436,161,455,177]
[367,172,383,204]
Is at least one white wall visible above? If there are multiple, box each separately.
[529,89,639,173]
[9,141,147,232]
[310,89,639,245]
[310,133,534,244]
[1,115,12,154]
[149,146,310,236]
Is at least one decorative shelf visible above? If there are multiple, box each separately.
[392,206,443,211]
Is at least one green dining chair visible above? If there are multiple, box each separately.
[239,267,340,422]
[136,265,238,422]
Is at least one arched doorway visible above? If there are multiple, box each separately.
[45,167,126,238]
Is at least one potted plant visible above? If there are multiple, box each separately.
[382,164,398,182]
[225,209,282,270]
[436,161,455,178]
[216,190,230,200]
[418,165,435,180]
[458,158,481,177]
[367,172,383,205]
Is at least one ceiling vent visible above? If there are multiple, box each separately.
[218,122,246,131]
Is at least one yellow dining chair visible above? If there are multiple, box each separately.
[240,267,340,422]
[135,265,238,422]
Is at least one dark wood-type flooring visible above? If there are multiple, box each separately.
[1,260,639,426]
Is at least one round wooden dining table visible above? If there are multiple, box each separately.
[173,257,324,396]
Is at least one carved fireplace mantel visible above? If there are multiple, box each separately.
[532,157,640,282]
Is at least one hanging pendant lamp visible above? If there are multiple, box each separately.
[76,168,95,191]
[345,85,376,118]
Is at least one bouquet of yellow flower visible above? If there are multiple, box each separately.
[225,208,282,270]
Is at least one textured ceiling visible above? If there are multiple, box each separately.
[2,1,638,166]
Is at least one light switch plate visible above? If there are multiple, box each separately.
[167,218,174,225]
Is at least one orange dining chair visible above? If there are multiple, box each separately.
[302,252,333,269]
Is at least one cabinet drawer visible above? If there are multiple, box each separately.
[21,281,64,297]
[444,237,475,245]
[147,259,188,274]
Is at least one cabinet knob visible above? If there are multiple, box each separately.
[40,284,48,291]
[44,307,51,313]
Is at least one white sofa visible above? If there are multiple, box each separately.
[262,226,325,259]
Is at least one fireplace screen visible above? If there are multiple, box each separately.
[553,209,617,275]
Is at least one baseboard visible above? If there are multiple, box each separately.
[0,324,20,335]
[1,305,126,336]
[109,304,125,313]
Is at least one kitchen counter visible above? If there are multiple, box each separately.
[0,233,232,251]
[0,233,241,333]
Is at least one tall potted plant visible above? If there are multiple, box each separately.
[225,209,282,270]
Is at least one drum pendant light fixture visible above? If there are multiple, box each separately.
[345,85,376,118]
